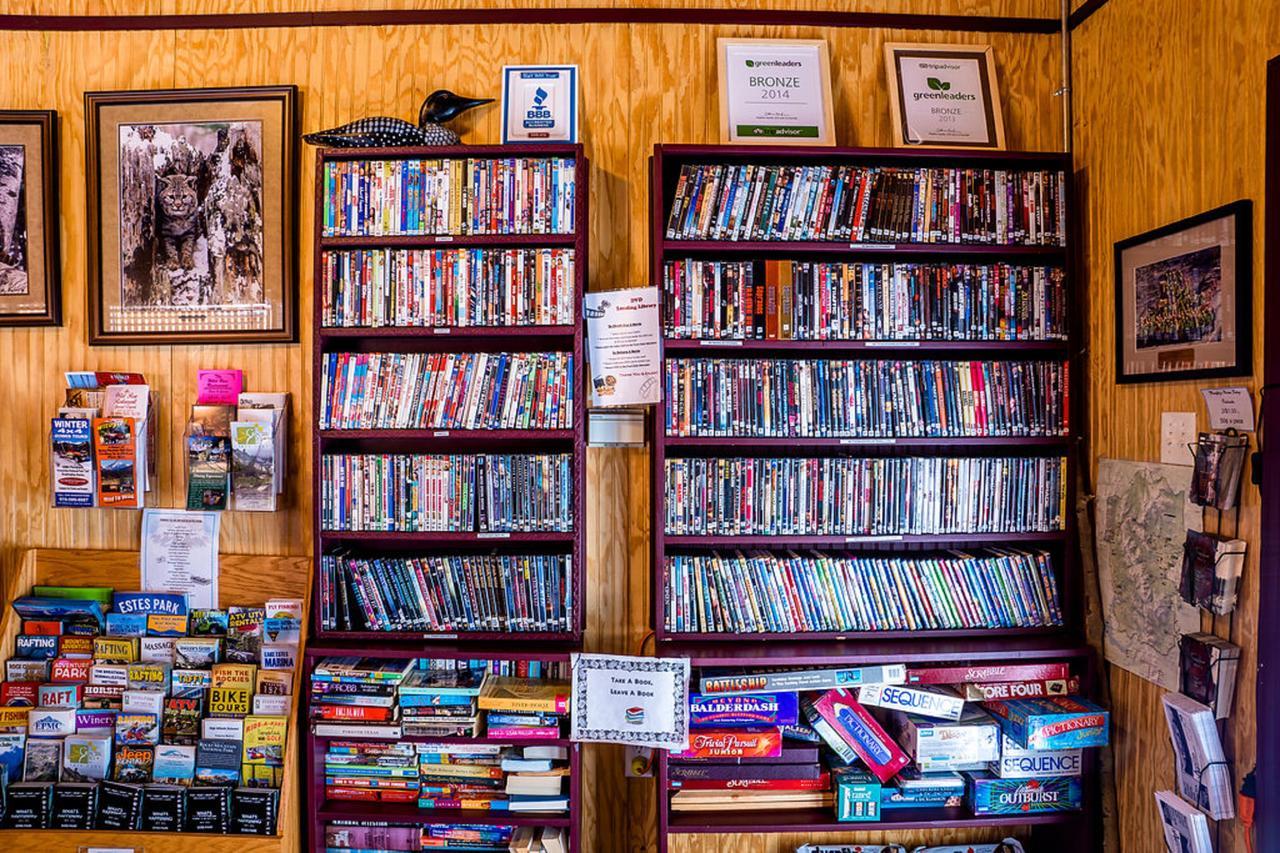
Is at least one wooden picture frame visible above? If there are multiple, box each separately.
[85,86,299,346]
[884,42,1007,150]
[0,110,60,327]
[1115,200,1253,383]
[717,38,835,147]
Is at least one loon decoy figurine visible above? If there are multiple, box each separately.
[303,90,493,148]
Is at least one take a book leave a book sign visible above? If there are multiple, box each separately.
[570,653,690,749]
[717,38,835,146]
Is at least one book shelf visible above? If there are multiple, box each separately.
[649,144,1093,849]
[0,548,310,853]
[308,145,587,853]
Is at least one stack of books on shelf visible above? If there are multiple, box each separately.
[669,661,1107,822]
[0,585,299,834]
[50,371,156,510]
[325,821,567,853]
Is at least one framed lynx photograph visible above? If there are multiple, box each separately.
[0,110,60,327]
[85,86,298,345]
[1115,200,1252,383]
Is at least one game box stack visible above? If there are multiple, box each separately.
[666,661,1107,823]
[0,584,300,834]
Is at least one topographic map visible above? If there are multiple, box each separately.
[1095,458,1201,690]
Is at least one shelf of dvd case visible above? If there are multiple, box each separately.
[319,233,578,250]
[661,531,1069,548]
[662,338,1071,354]
[663,436,1071,449]
[317,801,575,827]
[319,429,576,442]
[657,634,1092,664]
[320,531,576,544]
[319,326,577,339]
[661,240,1067,258]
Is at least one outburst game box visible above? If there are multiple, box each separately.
[965,771,1083,815]
[981,696,1110,750]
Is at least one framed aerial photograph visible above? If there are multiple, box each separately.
[1115,200,1253,383]
[0,110,60,327]
[884,43,1006,149]
[85,86,299,345]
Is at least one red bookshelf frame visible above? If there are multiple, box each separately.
[306,146,588,853]
[303,644,582,853]
[649,143,1081,645]
[649,144,1093,850]
[311,144,588,645]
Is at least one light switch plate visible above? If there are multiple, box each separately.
[1161,411,1196,466]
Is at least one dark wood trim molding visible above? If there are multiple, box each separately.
[1068,0,1110,31]
[0,8,1060,34]
[1259,51,1280,853]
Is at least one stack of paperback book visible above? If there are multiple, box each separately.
[310,658,415,740]
[417,742,570,813]
[320,246,576,329]
[50,371,156,509]
[477,675,570,741]
[670,661,1108,822]
[0,585,300,833]
[324,820,568,852]
[186,369,288,512]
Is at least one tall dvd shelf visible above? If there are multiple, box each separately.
[309,145,587,853]
[649,144,1095,851]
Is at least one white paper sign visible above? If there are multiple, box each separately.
[1161,412,1197,466]
[1201,387,1255,431]
[584,287,661,407]
[721,39,832,144]
[502,65,578,143]
[570,653,690,749]
[140,509,220,609]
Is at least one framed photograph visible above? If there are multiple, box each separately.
[85,86,299,346]
[1115,200,1253,383]
[884,42,1006,149]
[0,110,60,326]
[502,65,579,143]
[717,38,835,146]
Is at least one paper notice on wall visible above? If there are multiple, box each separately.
[140,509,220,610]
[570,653,689,749]
[584,287,661,407]
[1201,387,1255,432]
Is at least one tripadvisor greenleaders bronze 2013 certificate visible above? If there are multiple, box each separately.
[885,43,1007,149]
[718,38,834,146]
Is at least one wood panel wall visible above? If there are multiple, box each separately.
[0,11,1063,853]
[1071,3,1275,851]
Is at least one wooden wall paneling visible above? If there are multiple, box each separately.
[1072,1,1274,850]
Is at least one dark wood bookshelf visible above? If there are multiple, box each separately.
[308,145,587,853]
[650,143,1090,851]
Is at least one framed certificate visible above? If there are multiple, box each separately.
[717,38,835,146]
[502,65,578,143]
[884,43,1006,149]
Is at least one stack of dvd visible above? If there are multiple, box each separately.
[322,157,576,236]
[664,456,1067,536]
[665,163,1066,245]
[321,247,575,329]
[320,352,574,431]
[320,453,572,533]
[662,260,1068,342]
[663,549,1063,633]
[317,554,573,634]
[665,358,1068,438]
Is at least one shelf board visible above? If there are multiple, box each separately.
[661,625,1065,643]
[319,325,577,340]
[305,641,577,660]
[319,233,577,249]
[664,805,1082,834]
[661,239,1065,258]
[654,143,1071,167]
[319,530,575,545]
[659,631,1090,666]
[662,435,1070,450]
[314,731,572,748]
[318,800,573,827]
[662,531,1068,548]
[661,338,1069,354]
[311,629,580,644]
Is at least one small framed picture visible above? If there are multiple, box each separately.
[717,38,835,146]
[1115,200,1253,383]
[0,110,60,326]
[85,85,299,346]
[502,65,579,143]
[884,42,1006,149]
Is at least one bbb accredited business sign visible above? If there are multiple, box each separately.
[502,65,578,143]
